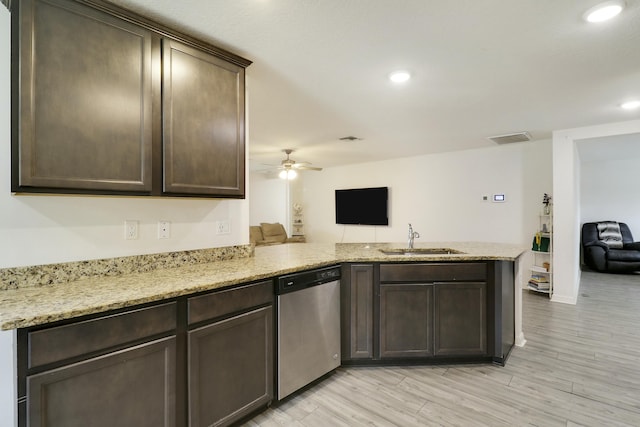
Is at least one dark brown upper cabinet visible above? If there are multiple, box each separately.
[12,0,154,193]
[162,40,245,197]
[11,0,250,198]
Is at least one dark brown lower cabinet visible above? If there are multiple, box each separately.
[341,264,375,360]
[19,281,274,427]
[188,306,273,427]
[434,282,487,356]
[379,284,433,358]
[378,282,486,359]
[27,336,176,427]
[342,262,495,362]
[186,280,273,426]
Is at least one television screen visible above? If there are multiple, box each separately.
[335,187,388,226]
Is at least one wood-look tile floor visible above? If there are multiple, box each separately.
[244,271,640,426]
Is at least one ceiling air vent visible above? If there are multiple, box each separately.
[487,132,531,145]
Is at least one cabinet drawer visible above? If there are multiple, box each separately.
[28,302,177,369]
[188,280,273,325]
[380,263,486,282]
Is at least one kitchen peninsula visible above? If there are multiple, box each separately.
[0,242,526,330]
[0,242,526,427]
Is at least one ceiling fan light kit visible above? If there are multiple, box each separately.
[275,149,323,179]
[279,169,297,180]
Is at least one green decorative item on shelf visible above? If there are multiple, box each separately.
[532,232,550,252]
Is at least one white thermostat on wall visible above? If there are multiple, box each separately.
[493,194,505,202]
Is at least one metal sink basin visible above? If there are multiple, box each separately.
[379,248,466,255]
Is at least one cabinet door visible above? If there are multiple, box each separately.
[434,282,487,356]
[379,284,433,358]
[342,264,374,360]
[188,306,272,427]
[162,39,245,197]
[14,0,153,193]
[27,336,176,427]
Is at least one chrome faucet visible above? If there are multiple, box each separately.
[408,223,420,248]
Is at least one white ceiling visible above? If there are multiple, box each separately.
[110,0,640,171]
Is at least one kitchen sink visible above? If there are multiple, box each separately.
[379,248,466,255]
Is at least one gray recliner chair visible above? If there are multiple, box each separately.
[581,221,640,273]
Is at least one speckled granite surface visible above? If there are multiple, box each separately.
[0,245,253,291]
[0,242,526,330]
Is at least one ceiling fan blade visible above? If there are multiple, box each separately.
[295,165,323,171]
[292,162,316,169]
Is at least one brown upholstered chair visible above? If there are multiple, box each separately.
[249,223,305,246]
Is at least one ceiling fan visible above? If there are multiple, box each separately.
[274,149,323,179]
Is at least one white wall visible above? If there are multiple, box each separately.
[249,172,288,227]
[303,140,552,247]
[580,147,640,235]
[0,6,249,269]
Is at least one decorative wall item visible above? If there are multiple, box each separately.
[543,193,552,215]
[292,203,304,236]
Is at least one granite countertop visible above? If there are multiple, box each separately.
[0,242,526,330]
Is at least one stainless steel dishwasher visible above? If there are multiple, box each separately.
[276,265,341,400]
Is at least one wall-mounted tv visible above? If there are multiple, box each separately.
[335,186,389,226]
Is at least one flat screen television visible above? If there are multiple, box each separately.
[335,187,389,226]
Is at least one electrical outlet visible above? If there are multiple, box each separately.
[216,220,231,235]
[158,220,171,239]
[124,220,139,240]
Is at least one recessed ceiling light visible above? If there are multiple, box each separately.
[389,71,411,83]
[621,100,640,110]
[583,1,625,23]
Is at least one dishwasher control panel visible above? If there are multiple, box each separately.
[276,265,341,294]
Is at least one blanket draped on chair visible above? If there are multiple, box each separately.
[597,221,624,248]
